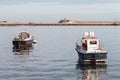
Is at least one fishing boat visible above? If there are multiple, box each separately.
[12,31,36,51]
[75,32,107,64]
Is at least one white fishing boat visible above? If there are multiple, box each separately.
[75,32,107,63]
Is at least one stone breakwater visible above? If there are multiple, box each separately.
[0,21,120,26]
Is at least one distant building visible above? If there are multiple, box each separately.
[0,21,7,23]
[58,18,72,23]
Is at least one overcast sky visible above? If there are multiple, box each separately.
[0,0,120,22]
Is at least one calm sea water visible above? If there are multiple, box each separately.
[0,26,120,80]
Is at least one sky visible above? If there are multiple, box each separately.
[0,0,120,22]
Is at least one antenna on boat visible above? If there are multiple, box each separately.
[24,28,27,32]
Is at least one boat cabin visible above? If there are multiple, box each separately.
[19,32,30,40]
[81,32,101,51]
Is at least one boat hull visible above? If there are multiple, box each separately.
[77,52,107,64]
[12,40,33,50]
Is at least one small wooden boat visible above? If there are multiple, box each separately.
[12,32,35,51]
[75,32,107,64]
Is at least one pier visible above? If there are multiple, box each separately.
[0,21,120,26]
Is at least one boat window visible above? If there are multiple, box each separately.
[90,41,97,44]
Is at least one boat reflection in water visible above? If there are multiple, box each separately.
[13,47,33,55]
[76,61,107,80]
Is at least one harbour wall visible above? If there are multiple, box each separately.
[0,21,120,26]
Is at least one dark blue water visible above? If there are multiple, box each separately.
[0,26,119,80]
